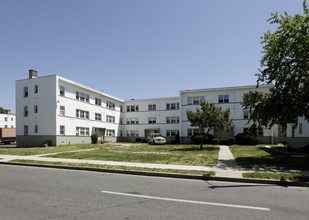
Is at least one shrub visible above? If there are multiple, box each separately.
[191,134,214,144]
[235,133,260,145]
[228,137,235,145]
[212,138,220,145]
[91,134,98,144]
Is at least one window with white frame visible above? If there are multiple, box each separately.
[95,98,101,106]
[76,109,89,119]
[188,128,200,136]
[166,103,179,110]
[95,113,102,121]
[60,106,65,116]
[24,125,28,135]
[76,127,89,136]
[60,125,65,135]
[243,110,250,119]
[127,105,139,112]
[106,115,115,123]
[23,86,28,97]
[148,117,156,124]
[107,101,115,110]
[76,91,89,102]
[188,96,204,105]
[34,85,38,94]
[106,129,115,137]
[4,117,7,122]
[166,116,179,124]
[127,130,139,137]
[148,104,156,111]
[24,106,28,117]
[34,125,38,133]
[126,118,139,124]
[299,123,303,135]
[60,86,65,96]
[166,130,179,137]
[34,105,38,113]
[218,94,229,103]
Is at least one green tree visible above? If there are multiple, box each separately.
[186,101,233,149]
[243,0,309,129]
[0,107,9,114]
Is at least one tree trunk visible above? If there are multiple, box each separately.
[200,134,205,150]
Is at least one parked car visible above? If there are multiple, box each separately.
[147,133,166,145]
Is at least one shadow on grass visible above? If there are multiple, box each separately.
[170,146,218,152]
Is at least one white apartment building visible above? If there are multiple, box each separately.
[16,70,308,148]
[0,111,16,128]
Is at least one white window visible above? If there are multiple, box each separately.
[127,105,139,112]
[34,105,38,113]
[60,125,65,135]
[126,118,139,124]
[24,106,28,117]
[76,91,89,102]
[95,98,101,106]
[127,130,139,137]
[243,110,250,119]
[166,130,179,137]
[76,127,89,136]
[148,117,156,124]
[4,117,7,122]
[76,109,89,119]
[34,125,38,133]
[166,103,179,110]
[106,129,115,137]
[188,96,204,105]
[148,104,156,111]
[23,86,28,97]
[166,116,179,124]
[107,101,115,110]
[60,106,65,116]
[106,115,115,123]
[188,128,200,136]
[218,95,229,103]
[24,125,28,135]
[34,85,38,93]
[60,86,65,96]
[299,123,303,135]
[95,113,102,121]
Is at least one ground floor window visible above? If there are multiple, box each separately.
[188,128,200,136]
[106,129,115,137]
[60,125,65,135]
[24,125,28,135]
[127,130,139,137]
[76,127,89,136]
[166,130,179,137]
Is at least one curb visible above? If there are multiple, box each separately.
[1,161,308,187]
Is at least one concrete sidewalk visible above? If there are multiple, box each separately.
[0,145,308,178]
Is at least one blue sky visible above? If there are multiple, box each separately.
[0,0,303,113]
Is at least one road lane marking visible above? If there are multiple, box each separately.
[101,190,270,211]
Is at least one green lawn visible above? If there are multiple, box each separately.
[43,144,219,166]
[230,145,309,171]
[243,172,309,182]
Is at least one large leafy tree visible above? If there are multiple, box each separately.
[0,107,9,114]
[243,0,309,129]
[186,101,233,149]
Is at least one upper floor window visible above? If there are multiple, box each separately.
[166,103,179,110]
[218,94,229,103]
[76,91,89,102]
[126,118,139,124]
[23,86,28,97]
[76,109,89,119]
[127,105,139,112]
[148,117,156,124]
[107,101,115,110]
[106,115,115,123]
[148,104,156,111]
[60,86,65,96]
[243,110,250,119]
[4,117,7,122]
[95,113,102,121]
[166,116,179,124]
[188,96,204,105]
[34,85,38,93]
[95,98,102,106]
[34,105,38,113]
[60,106,65,116]
[24,106,28,117]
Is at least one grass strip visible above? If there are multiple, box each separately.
[10,159,215,176]
[242,172,309,182]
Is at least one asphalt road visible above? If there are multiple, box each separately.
[0,165,308,220]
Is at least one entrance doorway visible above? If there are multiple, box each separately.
[144,129,160,138]
[94,128,105,144]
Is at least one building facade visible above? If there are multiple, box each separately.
[16,70,308,148]
[0,111,16,129]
